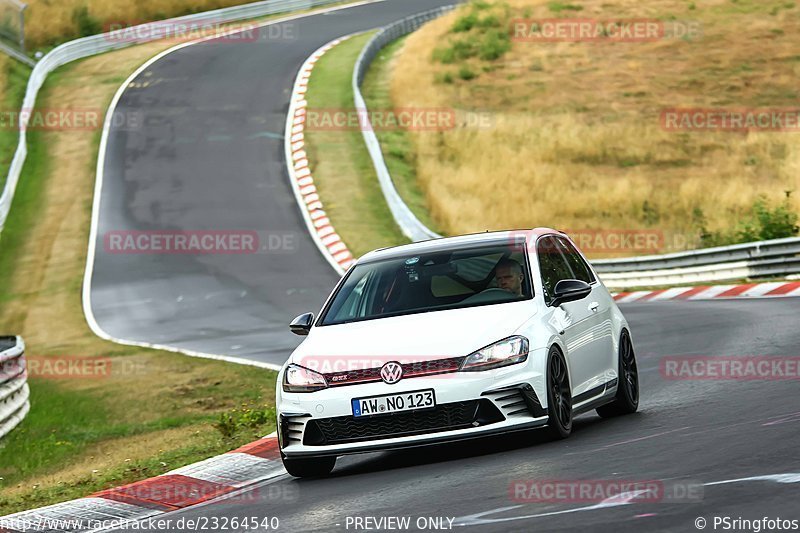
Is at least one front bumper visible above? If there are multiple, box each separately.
[277,349,549,457]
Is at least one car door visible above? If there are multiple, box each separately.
[555,236,616,394]
[536,236,596,398]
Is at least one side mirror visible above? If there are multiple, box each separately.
[289,312,314,336]
[551,279,592,307]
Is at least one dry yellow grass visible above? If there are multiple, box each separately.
[22,0,256,49]
[391,0,800,253]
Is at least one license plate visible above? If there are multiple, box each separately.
[352,389,436,417]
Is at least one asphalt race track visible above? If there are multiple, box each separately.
[87,0,454,366]
[89,0,800,531]
[104,298,800,532]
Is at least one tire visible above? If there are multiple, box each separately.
[597,330,639,418]
[546,346,572,439]
[281,454,336,478]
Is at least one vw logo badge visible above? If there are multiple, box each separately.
[380,362,403,384]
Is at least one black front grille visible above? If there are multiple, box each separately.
[323,357,465,387]
[303,399,504,446]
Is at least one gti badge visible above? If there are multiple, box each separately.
[380,361,403,384]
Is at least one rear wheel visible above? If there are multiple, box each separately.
[546,347,572,439]
[281,454,336,478]
[597,330,639,418]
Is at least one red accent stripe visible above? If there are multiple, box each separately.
[613,293,629,301]
[716,284,758,298]
[94,474,235,509]
[674,286,711,299]
[230,437,281,460]
[765,281,800,295]
[639,289,667,301]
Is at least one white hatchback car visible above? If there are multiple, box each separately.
[277,229,639,477]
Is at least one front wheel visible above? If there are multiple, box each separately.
[282,454,336,478]
[546,347,572,439]
[596,330,639,418]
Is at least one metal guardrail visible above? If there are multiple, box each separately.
[0,39,33,65]
[0,336,28,440]
[0,0,345,236]
[352,6,453,242]
[594,237,800,289]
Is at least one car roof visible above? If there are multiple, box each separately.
[357,227,564,263]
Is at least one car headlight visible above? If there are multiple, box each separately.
[460,336,529,371]
[282,364,327,392]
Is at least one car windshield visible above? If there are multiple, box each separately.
[318,243,532,326]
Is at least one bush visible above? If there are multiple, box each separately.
[453,12,479,32]
[547,2,584,13]
[214,413,238,439]
[737,196,799,241]
[698,195,799,247]
[479,29,511,60]
[72,6,102,38]
[432,46,456,64]
[476,14,502,29]
[213,404,276,438]
[435,71,455,84]
[458,65,476,80]
[452,39,479,60]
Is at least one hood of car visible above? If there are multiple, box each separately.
[290,300,535,369]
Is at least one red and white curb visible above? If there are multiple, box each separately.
[0,437,284,532]
[284,36,357,277]
[613,281,800,303]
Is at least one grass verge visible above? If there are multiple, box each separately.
[0,36,278,517]
[360,37,442,235]
[303,32,409,259]
[390,0,800,253]
[22,0,351,51]
[0,57,31,193]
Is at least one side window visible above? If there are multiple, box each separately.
[556,237,596,284]
[536,237,574,304]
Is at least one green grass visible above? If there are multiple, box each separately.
[1,380,113,480]
[361,37,442,236]
[0,57,277,515]
[0,128,49,308]
[303,32,408,258]
[1,374,276,514]
[1,369,276,514]
[547,1,584,13]
[0,60,32,193]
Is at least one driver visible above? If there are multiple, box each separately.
[495,258,524,296]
